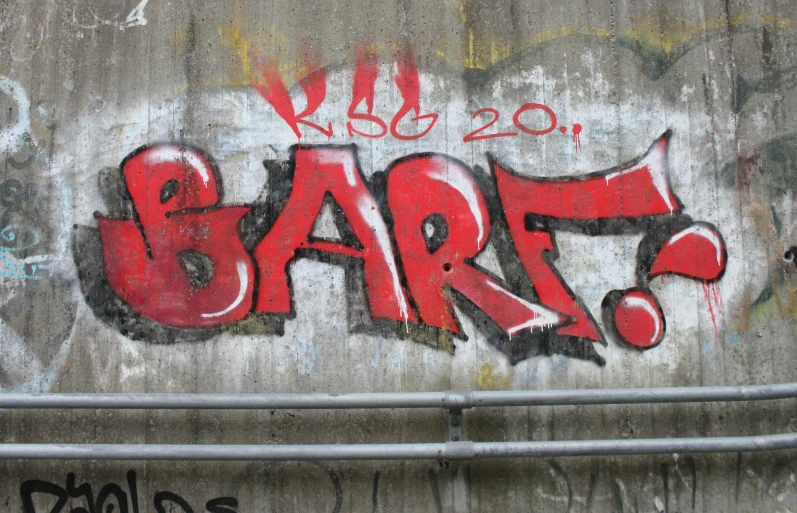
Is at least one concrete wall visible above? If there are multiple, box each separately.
[1,0,796,510]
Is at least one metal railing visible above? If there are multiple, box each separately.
[2,382,797,461]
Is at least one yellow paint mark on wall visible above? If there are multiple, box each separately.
[758,13,797,29]
[476,363,511,390]
[217,23,300,86]
[218,12,797,78]
[438,12,794,70]
[623,12,746,56]
[463,27,514,70]
[173,25,189,56]
[217,25,252,80]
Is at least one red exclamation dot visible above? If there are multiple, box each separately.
[611,290,665,348]
[648,222,727,338]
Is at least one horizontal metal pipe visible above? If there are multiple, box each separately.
[471,381,797,407]
[2,382,797,410]
[475,433,797,458]
[3,432,797,460]
[0,443,448,461]
[0,392,446,410]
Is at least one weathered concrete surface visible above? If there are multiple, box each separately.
[1,0,797,511]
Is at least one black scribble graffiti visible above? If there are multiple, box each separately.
[20,472,236,513]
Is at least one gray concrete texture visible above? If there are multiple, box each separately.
[0,0,796,510]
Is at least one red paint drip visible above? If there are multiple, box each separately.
[394,48,421,118]
[252,49,332,141]
[347,45,387,138]
[296,49,332,136]
[572,124,582,152]
[559,126,567,134]
[390,48,438,140]
[352,46,378,114]
[702,282,722,337]
[253,61,301,139]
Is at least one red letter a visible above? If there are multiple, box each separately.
[253,146,415,325]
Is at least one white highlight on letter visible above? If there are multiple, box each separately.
[666,224,723,265]
[621,296,661,343]
[311,148,410,327]
[428,165,485,252]
[605,140,675,213]
[201,261,249,318]
[357,195,410,327]
[486,280,564,338]
[147,147,211,186]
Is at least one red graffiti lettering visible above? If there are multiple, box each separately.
[648,222,727,282]
[97,146,255,327]
[493,161,603,342]
[513,103,558,136]
[499,226,603,342]
[246,47,570,144]
[387,154,565,337]
[495,131,680,220]
[390,49,438,141]
[493,131,690,345]
[88,132,730,360]
[347,46,387,139]
[462,108,518,142]
[253,52,333,140]
[252,146,415,324]
[611,290,665,348]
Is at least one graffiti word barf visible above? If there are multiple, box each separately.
[21,471,236,513]
[88,130,727,358]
